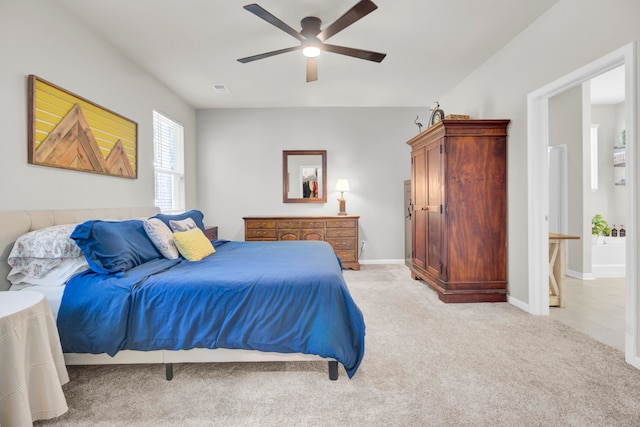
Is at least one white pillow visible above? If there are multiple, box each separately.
[143,218,180,260]
[169,217,198,232]
[8,224,82,278]
[7,256,89,286]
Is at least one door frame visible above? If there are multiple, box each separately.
[527,42,638,367]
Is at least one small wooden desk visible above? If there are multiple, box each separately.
[549,233,580,307]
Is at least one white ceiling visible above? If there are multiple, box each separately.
[56,0,563,109]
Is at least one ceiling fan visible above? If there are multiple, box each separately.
[237,0,386,82]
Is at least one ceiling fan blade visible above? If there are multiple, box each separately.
[306,57,318,82]
[237,46,302,63]
[243,4,305,42]
[322,44,386,62]
[317,0,378,42]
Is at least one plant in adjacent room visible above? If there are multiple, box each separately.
[592,214,611,236]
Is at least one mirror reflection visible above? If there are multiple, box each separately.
[283,150,327,203]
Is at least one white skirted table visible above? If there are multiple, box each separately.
[0,291,69,426]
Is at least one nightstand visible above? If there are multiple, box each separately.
[205,226,218,240]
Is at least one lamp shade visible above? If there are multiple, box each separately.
[334,179,350,192]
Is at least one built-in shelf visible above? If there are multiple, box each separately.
[613,147,626,167]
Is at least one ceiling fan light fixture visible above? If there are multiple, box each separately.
[302,45,321,58]
[238,1,386,81]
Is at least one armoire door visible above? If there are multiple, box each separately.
[425,139,443,279]
[411,148,427,269]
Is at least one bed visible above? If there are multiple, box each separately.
[0,207,365,380]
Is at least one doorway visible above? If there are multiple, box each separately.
[527,42,638,368]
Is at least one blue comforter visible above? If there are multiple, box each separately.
[57,240,365,377]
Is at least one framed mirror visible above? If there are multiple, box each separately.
[283,150,327,203]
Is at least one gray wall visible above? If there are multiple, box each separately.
[196,107,417,262]
[436,0,640,304]
[0,0,197,212]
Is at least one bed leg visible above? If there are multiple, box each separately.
[328,361,338,380]
[165,363,173,381]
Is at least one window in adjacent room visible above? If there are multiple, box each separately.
[153,110,185,213]
[590,124,599,192]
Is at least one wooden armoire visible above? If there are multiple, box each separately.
[407,119,509,303]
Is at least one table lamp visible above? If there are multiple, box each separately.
[335,179,350,215]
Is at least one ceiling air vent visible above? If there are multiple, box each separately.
[212,84,230,94]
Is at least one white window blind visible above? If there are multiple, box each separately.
[153,110,185,214]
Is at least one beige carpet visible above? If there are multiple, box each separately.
[37,265,640,426]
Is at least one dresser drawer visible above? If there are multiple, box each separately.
[301,229,324,240]
[246,220,276,229]
[335,250,357,262]
[277,229,324,240]
[325,228,356,238]
[278,230,300,240]
[277,220,301,229]
[327,237,356,251]
[246,229,277,239]
[277,220,325,229]
[326,219,357,228]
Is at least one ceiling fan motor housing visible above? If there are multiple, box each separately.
[300,16,322,39]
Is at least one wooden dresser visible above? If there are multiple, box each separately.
[243,215,360,270]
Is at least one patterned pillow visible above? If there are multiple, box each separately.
[143,218,179,260]
[151,210,206,233]
[169,217,197,232]
[173,228,215,261]
[8,224,82,278]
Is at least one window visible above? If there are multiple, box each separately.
[590,124,599,192]
[153,110,184,213]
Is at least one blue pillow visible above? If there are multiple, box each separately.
[71,220,162,276]
[151,210,206,233]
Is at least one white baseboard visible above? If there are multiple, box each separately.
[507,295,530,313]
[592,265,626,278]
[567,268,625,279]
[567,269,596,280]
[359,259,405,265]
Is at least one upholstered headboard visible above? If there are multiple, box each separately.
[0,207,160,291]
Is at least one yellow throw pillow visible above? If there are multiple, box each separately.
[173,228,215,261]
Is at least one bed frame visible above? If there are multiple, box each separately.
[0,207,339,380]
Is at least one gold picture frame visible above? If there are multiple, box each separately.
[28,75,138,179]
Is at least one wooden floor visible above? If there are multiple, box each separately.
[549,276,625,352]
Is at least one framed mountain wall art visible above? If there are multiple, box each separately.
[28,75,138,178]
